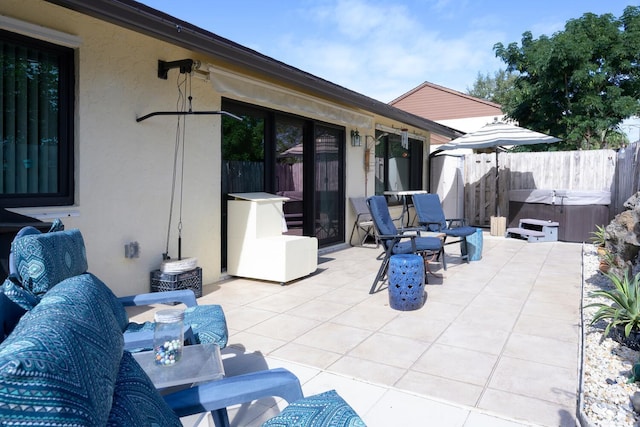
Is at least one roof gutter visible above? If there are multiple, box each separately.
[45,0,463,139]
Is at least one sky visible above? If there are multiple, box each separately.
[140,0,633,103]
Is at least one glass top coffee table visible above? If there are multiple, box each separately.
[132,343,225,389]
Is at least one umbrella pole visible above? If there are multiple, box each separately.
[495,150,500,217]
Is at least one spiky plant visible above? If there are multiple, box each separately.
[587,269,640,338]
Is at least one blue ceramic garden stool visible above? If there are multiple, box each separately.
[388,254,425,310]
[461,228,483,261]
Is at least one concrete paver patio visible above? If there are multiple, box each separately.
[131,232,583,426]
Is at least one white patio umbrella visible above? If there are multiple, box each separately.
[434,121,561,216]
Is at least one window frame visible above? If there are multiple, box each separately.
[0,29,75,208]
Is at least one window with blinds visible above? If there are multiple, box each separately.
[0,29,74,207]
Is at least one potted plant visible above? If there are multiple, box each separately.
[587,269,640,350]
[590,224,607,256]
[598,250,618,274]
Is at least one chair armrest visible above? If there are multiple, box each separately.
[377,233,417,240]
[399,227,423,235]
[446,218,468,227]
[164,368,304,417]
[118,289,198,308]
[418,221,444,232]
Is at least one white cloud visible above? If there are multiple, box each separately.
[278,0,505,101]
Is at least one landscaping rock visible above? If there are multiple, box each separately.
[605,192,640,267]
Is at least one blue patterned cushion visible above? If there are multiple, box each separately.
[124,305,228,351]
[0,274,124,426]
[261,390,365,427]
[184,304,229,349]
[85,273,130,332]
[1,276,40,311]
[107,351,181,426]
[12,229,88,297]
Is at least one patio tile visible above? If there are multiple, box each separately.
[395,370,483,407]
[223,305,278,331]
[244,313,320,342]
[221,346,275,376]
[487,356,577,406]
[380,314,449,342]
[502,332,578,369]
[330,304,399,331]
[246,293,309,313]
[293,322,372,353]
[277,282,333,299]
[527,286,581,304]
[425,287,478,306]
[417,299,465,322]
[512,313,580,343]
[520,299,579,322]
[454,308,520,333]
[269,342,341,369]
[286,299,351,322]
[437,321,511,355]
[315,287,372,305]
[226,331,287,354]
[481,281,534,301]
[363,388,470,427]
[464,411,534,427]
[412,343,498,386]
[479,388,576,427]
[348,332,429,368]
[328,355,407,387]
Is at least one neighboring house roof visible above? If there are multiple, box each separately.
[389,81,503,146]
[389,81,503,121]
[46,0,463,140]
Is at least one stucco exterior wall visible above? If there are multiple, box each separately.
[2,0,223,295]
[2,0,406,295]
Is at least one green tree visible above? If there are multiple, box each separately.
[466,69,518,106]
[494,6,640,150]
[222,115,264,161]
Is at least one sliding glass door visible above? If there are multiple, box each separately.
[221,99,345,268]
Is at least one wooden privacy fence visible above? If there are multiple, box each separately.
[458,142,640,226]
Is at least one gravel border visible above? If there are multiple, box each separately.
[580,244,640,426]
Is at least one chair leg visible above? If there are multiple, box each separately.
[211,408,230,427]
[440,248,447,270]
[370,253,391,294]
[349,221,358,246]
[460,237,470,263]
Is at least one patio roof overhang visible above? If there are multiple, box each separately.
[45,0,463,140]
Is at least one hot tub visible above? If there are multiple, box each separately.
[508,189,611,243]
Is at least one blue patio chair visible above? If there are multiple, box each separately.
[367,195,444,294]
[1,223,228,351]
[412,193,477,264]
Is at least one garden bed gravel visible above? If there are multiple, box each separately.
[581,244,640,426]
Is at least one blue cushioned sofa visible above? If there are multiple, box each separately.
[0,226,365,426]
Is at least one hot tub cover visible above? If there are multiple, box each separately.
[509,189,611,206]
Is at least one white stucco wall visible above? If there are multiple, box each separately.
[2,1,222,295]
[2,0,403,294]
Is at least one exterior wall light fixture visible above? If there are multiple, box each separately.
[351,129,361,147]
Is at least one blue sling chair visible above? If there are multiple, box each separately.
[366,195,444,294]
[412,193,477,264]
